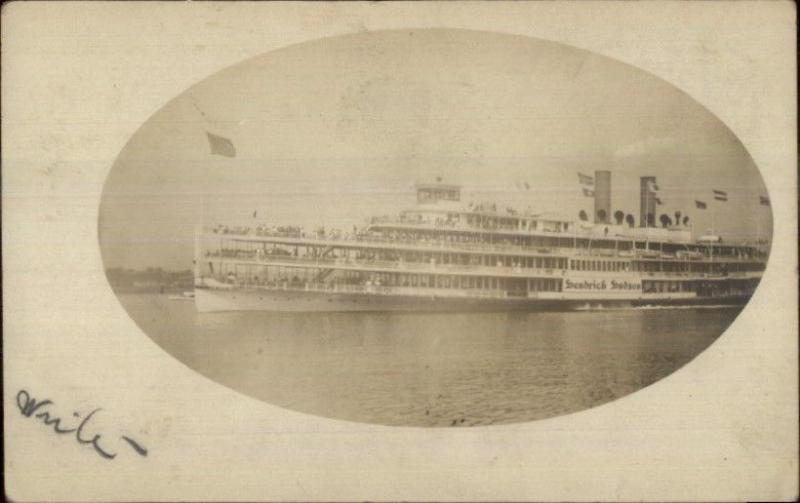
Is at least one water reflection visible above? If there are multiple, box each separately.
[122,294,740,426]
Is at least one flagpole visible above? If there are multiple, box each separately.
[711,200,716,237]
[756,208,761,248]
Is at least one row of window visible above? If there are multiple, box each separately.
[570,259,631,272]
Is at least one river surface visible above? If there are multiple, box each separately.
[120,293,742,427]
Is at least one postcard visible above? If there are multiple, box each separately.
[3,2,797,501]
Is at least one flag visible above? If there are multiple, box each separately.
[578,173,594,186]
[206,132,236,158]
[759,195,770,206]
[655,197,663,205]
[647,181,660,193]
[695,200,707,209]
[252,210,258,218]
[523,181,530,190]
[582,187,595,197]
[713,189,728,202]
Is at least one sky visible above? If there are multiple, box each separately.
[99,28,771,271]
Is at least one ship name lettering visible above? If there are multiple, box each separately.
[565,278,642,291]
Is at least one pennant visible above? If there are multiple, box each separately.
[206,132,236,158]
[695,200,707,209]
[713,189,728,202]
[582,187,595,197]
[759,195,770,206]
[578,173,594,186]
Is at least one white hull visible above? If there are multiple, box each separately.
[194,286,746,313]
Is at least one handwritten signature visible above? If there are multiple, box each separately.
[15,389,147,460]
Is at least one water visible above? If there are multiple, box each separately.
[120,293,741,427]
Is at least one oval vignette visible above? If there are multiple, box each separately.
[99,29,772,427]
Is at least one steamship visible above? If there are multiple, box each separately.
[193,172,768,312]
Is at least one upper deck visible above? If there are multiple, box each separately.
[200,177,768,267]
[204,224,766,266]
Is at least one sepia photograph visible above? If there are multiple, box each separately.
[4,2,796,501]
[99,29,772,427]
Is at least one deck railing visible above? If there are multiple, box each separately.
[199,279,512,299]
[202,251,762,280]
[206,226,765,263]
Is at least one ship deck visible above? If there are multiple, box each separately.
[201,251,763,281]
[205,230,764,265]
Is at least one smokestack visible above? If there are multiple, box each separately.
[594,170,611,224]
[640,176,656,227]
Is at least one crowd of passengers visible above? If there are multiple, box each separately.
[207,247,566,271]
[211,223,555,251]
[209,223,762,260]
[217,273,387,289]
[212,223,369,240]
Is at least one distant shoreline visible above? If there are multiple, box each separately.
[105,267,193,294]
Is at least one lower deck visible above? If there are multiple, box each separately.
[197,265,760,303]
[194,278,758,313]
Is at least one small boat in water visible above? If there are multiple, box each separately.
[168,291,195,301]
